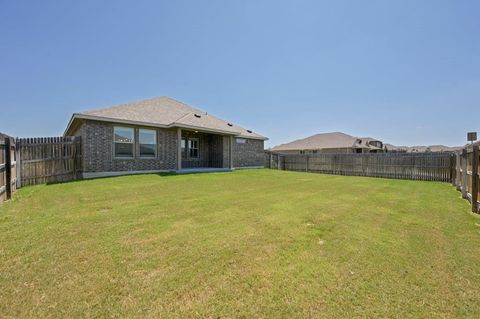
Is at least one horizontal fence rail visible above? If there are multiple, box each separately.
[266,152,453,182]
[17,136,82,187]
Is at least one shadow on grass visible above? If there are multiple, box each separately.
[44,170,233,186]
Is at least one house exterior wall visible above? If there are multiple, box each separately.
[70,120,265,174]
[71,120,178,173]
[222,136,231,169]
[232,138,265,167]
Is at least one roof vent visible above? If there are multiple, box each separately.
[194,113,201,118]
[227,123,233,126]
[247,130,252,133]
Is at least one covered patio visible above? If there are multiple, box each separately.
[176,128,233,171]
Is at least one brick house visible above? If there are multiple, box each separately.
[271,132,384,154]
[64,96,267,178]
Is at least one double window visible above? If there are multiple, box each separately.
[114,126,157,158]
[181,137,199,159]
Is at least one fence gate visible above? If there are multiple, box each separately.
[16,136,82,187]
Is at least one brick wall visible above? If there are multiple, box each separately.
[72,120,177,173]
[232,138,265,167]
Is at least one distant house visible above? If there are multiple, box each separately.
[0,132,11,140]
[384,144,462,153]
[64,96,268,178]
[271,132,384,154]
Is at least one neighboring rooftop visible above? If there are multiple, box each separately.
[65,96,267,140]
[271,132,383,151]
[385,144,462,153]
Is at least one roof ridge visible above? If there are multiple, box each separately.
[161,96,206,114]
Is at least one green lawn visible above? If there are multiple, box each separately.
[1,169,480,318]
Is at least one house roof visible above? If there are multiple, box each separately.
[64,96,267,140]
[272,132,382,151]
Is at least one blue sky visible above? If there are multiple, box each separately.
[1,0,479,147]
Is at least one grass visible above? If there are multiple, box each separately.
[1,169,480,318]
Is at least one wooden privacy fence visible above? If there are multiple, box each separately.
[452,144,479,213]
[266,152,453,182]
[0,137,17,203]
[16,136,82,187]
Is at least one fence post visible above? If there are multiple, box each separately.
[461,149,468,199]
[450,153,456,186]
[472,145,479,213]
[72,136,77,180]
[15,138,21,188]
[5,138,12,200]
[305,154,309,172]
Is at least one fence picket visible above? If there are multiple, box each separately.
[16,136,82,187]
[266,152,453,182]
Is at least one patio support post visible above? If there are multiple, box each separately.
[177,128,182,171]
[229,136,233,169]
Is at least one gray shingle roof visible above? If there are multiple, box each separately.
[272,132,383,151]
[66,96,267,140]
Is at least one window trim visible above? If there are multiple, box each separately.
[113,126,135,159]
[139,128,157,159]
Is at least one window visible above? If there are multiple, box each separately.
[139,129,156,157]
[181,138,187,158]
[236,138,247,144]
[114,127,134,158]
[188,138,199,158]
